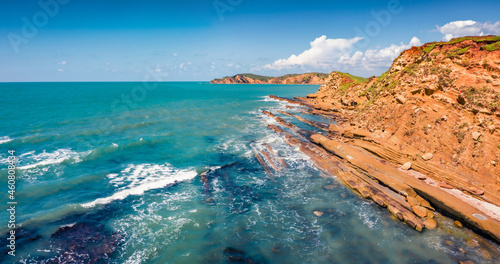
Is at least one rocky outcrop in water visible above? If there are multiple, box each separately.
[41,222,122,263]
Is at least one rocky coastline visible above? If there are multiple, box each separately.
[256,36,500,244]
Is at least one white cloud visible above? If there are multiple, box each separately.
[340,37,421,70]
[172,53,178,57]
[437,20,500,41]
[262,35,420,74]
[263,35,363,70]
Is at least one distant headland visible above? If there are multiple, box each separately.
[210,73,329,84]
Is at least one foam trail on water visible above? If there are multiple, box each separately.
[81,163,197,208]
[17,149,88,170]
[0,136,13,144]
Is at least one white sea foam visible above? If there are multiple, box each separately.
[258,95,286,103]
[258,96,293,110]
[214,137,249,155]
[0,157,9,165]
[258,95,274,102]
[60,222,77,228]
[20,151,35,157]
[81,163,197,208]
[17,148,88,170]
[359,210,379,229]
[0,136,13,144]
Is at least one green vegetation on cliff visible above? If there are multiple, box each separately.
[422,35,500,53]
[239,73,273,81]
[440,35,500,45]
[332,71,367,84]
[482,41,500,51]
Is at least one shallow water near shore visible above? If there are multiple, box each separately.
[0,82,499,263]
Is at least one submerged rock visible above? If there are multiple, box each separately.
[465,238,479,248]
[41,222,122,263]
[272,245,282,253]
[224,247,246,255]
[313,211,324,217]
[323,185,335,190]
[223,247,259,263]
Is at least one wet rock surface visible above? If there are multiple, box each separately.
[223,247,261,263]
[40,222,123,264]
[200,161,263,214]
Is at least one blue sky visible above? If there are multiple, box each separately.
[1,0,499,81]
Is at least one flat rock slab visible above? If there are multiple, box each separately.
[421,153,433,161]
[401,162,412,170]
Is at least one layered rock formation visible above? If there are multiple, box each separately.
[210,73,328,84]
[306,35,500,201]
[261,36,500,243]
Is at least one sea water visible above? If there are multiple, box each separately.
[0,82,498,263]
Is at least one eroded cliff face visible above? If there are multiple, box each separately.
[210,73,328,84]
[306,36,500,205]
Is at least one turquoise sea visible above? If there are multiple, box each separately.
[0,82,498,263]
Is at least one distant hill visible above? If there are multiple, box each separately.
[210,73,330,84]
